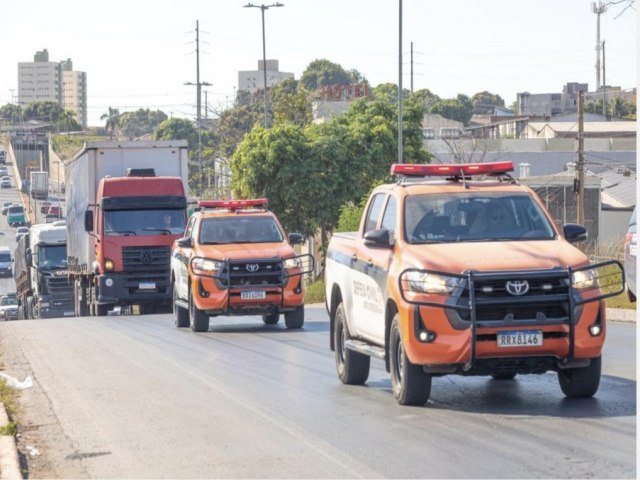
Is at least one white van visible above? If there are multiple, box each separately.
[0,246,12,277]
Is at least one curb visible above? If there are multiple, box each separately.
[606,308,637,323]
[0,403,21,480]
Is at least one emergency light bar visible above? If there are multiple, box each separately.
[198,198,269,210]
[391,162,514,177]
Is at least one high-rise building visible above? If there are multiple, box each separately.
[18,49,88,128]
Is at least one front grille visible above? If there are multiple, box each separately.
[123,246,171,272]
[218,259,284,288]
[44,276,74,308]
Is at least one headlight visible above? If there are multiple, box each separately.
[284,257,302,269]
[191,257,223,276]
[572,269,600,290]
[406,271,462,294]
[104,259,115,271]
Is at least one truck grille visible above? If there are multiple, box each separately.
[123,246,171,272]
[218,259,284,288]
[44,276,74,308]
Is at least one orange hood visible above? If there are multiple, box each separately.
[401,240,589,274]
[198,242,296,261]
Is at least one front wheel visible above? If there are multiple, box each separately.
[389,314,431,406]
[558,356,601,398]
[262,313,279,325]
[189,287,209,332]
[334,302,370,385]
[284,305,304,329]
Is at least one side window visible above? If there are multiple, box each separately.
[381,196,397,232]
[363,194,386,235]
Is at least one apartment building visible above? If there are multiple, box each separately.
[18,49,87,128]
[238,59,293,93]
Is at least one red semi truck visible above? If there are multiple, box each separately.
[64,141,189,316]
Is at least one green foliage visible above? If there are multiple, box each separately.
[429,94,474,125]
[337,201,364,232]
[119,109,168,140]
[300,59,361,91]
[23,101,64,122]
[0,104,23,123]
[0,379,17,417]
[412,88,440,110]
[271,79,313,126]
[100,107,120,140]
[304,278,326,304]
[153,118,198,148]
[471,91,505,108]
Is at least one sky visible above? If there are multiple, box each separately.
[0,0,636,126]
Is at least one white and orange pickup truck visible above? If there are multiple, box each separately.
[171,198,313,332]
[325,162,625,405]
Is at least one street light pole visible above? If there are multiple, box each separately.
[244,2,284,128]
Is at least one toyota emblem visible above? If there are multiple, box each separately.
[246,264,259,273]
[505,280,529,296]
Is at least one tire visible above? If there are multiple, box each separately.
[389,314,431,406]
[284,305,304,329]
[96,304,110,316]
[173,283,189,328]
[334,302,370,385]
[76,281,88,317]
[189,288,209,332]
[558,356,601,398]
[491,372,517,380]
[262,313,279,325]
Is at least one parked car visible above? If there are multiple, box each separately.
[0,294,19,320]
[15,226,29,242]
[0,176,11,189]
[2,202,12,215]
[624,207,636,302]
[46,204,63,221]
[0,166,8,177]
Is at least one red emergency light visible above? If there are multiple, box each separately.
[198,198,269,210]
[391,162,514,177]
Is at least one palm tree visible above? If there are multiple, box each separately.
[60,110,76,138]
[100,107,120,140]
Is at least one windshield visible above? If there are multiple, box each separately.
[404,193,556,244]
[0,296,17,306]
[38,245,68,269]
[199,216,284,244]
[8,206,23,214]
[104,209,186,236]
[0,253,10,263]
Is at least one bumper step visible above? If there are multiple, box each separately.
[345,339,386,360]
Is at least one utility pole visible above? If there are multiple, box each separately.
[185,20,211,196]
[398,0,403,164]
[577,90,585,225]
[410,41,414,94]
[244,3,284,128]
[592,1,607,91]
[602,40,607,118]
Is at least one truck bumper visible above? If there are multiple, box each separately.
[36,294,75,318]
[97,272,171,305]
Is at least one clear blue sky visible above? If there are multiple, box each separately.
[0,0,636,126]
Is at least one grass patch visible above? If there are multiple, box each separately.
[305,279,326,304]
[0,422,17,436]
[0,379,18,419]
[605,291,636,310]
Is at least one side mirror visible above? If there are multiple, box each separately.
[176,237,193,248]
[288,233,304,245]
[364,229,394,249]
[25,249,32,266]
[563,223,587,243]
[84,210,94,232]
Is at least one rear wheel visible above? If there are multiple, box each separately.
[262,313,279,325]
[173,282,189,328]
[189,288,209,332]
[334,302,370,385]
[284,305,304,329]
[96,303,110,316]
[389,314,431,406]
[75,281,88,317]
[558,356,601,398]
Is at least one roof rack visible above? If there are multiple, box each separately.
[391,162,516,185]
[197,198,269,211]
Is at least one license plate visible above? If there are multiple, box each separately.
[497,330,543,348]
[64,311,74,316]
[241,290,266,300]
[139,282,156,290]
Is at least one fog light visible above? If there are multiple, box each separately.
[419,331,428,341]
[589,324,602,336]
[105,278,114,287]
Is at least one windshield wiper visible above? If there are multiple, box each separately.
[143,228,172,235]
[109,231,137,236]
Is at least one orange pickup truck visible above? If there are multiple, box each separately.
[325,162,625,405]
[171,199,314,332]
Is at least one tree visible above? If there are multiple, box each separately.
[58,110,78,138]
[471,91,505,109]
[100,107,120,140]
[0,104,23,124]
[270,79,312,127]
[119,108,168,140]
[153,118,198,148]
[429,94,473,125]
[300,59,356,91]
[412,88,440,110]
[23,101,63,123]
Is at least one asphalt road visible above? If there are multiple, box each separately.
[0,309,635,479]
